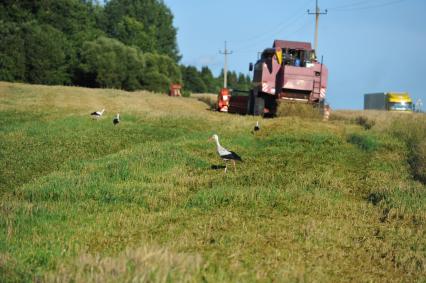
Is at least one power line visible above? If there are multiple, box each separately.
[286,18,314,38]
[233,17,313,55]
[212,0,318,68]
[329,0,408,11]
[233,15,308,53]
[231,11,306,51]
[229,0,315,49]
[328,0,381,10]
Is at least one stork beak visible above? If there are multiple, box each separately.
[208,137,213,141]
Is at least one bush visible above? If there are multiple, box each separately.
[141,71,170,93]
[181,90,191,97]
[347,133,378,152]
[354,116,375,130]
[410,139,426,183]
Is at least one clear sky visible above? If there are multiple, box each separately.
[162,0,426,110]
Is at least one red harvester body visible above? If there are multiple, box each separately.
[222,39,328,116]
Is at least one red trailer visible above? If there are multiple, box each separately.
[225,39,328,116]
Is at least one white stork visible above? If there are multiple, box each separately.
[209,134,242,173]
[90,109,105,119]
[254,121,260,132]
[113,113,120,126]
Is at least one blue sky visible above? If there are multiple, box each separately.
[163,0,426,110]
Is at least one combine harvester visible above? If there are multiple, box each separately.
[218,39,328,116]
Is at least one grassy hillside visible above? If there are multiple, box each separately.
[0,82,425,282]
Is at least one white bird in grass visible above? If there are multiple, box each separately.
[209,134,242,173]
[113,113,120,126]
[254,121,260,132]
[90,108,105,119]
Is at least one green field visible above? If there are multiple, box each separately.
[1,82,425,282]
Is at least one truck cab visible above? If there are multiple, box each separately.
[387,93,413,111]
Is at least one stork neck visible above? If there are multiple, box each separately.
[214,138,222,149]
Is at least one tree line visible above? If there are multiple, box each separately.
[0,0,251,94]
[181,66,252,94]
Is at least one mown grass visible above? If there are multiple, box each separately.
[0,82,425,282]
[276,102,323,119]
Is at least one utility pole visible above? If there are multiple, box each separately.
[219,41,233,88]
[307,0,327,52]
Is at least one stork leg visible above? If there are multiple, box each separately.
[224,160,228,173]
[232,160,236,172]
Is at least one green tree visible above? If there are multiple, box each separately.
[246,74,252,85]
[0,0,226,93]
[36,0,99,38]
[214,69,252,91]
[0,0,35,22]
[140,72,170,93]
[200,66,216,93]
[237,73,251,90]
[181,65,207,93]
[24,23,72,85]
[79,37,145,90]
[104,0,180,61]
[141,53,181,93]
[115,16,154,52]
[217,69,225,90]
[0,21,26,81]
[227,71,238,90]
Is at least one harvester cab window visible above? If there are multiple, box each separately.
[283,49,303,67]
[297,50,305,67]
[283,49,292,65]
[304,50,317,67]
[309,51,317,62]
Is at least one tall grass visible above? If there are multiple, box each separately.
[391,115,426,183]
[1,82,425,282]
[333,110,426,183]
[191,93,217,110]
